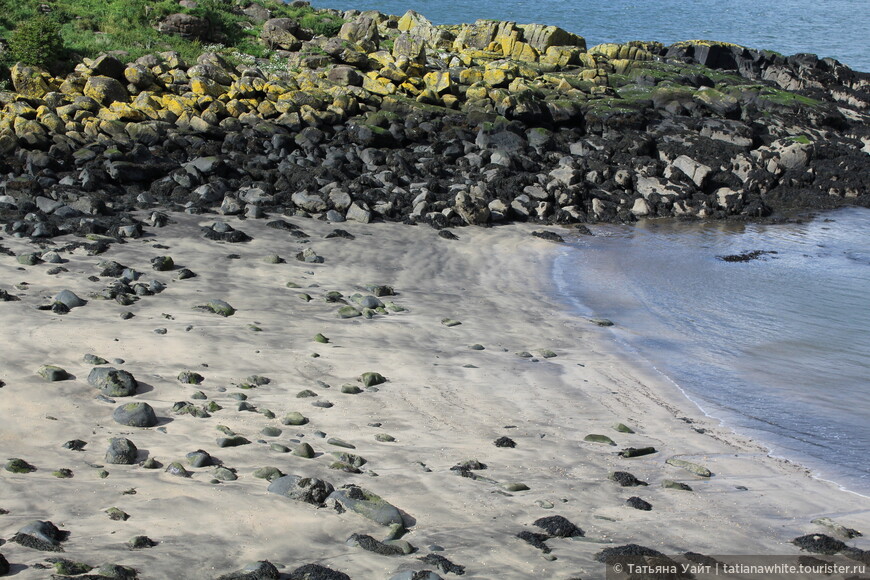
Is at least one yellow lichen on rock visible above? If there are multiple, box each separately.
[423,71,451,95]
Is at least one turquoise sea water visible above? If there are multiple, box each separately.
[553,208,870,495]
[315,0,870,71]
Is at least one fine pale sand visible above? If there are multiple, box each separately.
[0,212,868,579]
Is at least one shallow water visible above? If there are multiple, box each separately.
[315,0,870,71]
[553,207,870,495]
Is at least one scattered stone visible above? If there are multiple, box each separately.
[341,384,363,394]
[595,543,669,564]
[253,467,284,481]
[718,250,777,262]
[516,531,551,553]
[626,496,653,511]
[196,299,236,317]
[150,256,174,271]
[12,520,68,551]
[165,462,192,478]
[213,466,238,481]
[619,446,657,458]
[337,306,361,318]
[52,559,93,575]
[217,560,280,580]
[106,507,130,521]
[293,443,316,458]
[327,437,356,449]
[186,450,214,468]
[37,365,70,381]
[261,426,282,437]
[375,433,396,442]
[360,372,386,387]
[531,230,565,243]
[178,370,205,384]
[105,438,138,465]
[347,533,408,556]
[217,436,251,448]
[268,475,335,505]
[438,230,459,240]
[88,367,138,397]
[5,458,36,473]
[282,412,309,426]
[585,434,617,445]
[811,517,862,539]
[441,318,461,327]
[589,318,614,327]
[534,515,584,537]
[662,479,693,491]
[329,485,405,528]
[612,423,635,433]
[288,563,350,580]
[666,457,712,477]
[83,354,109,365]
[113,402,158,427]
[297,389,318,398]
[63,439,87,451]
[52,468,74,478]
[296,248,324,263]
[792,534,847,555]
[128,535,158,549]
[418,553,465,576]
[609,471,648,487]
[314,333,330,343]
[494,436,516,448]
[501,482,530,492]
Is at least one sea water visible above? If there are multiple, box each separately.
[314,0,870,71]
[553,207,870,495]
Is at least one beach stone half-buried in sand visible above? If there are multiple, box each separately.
[534,515,584,537]
[53,289,87,309]
[268,475,335,505]
[196,299,236,317]
[328,484,405,528]
[113,402,158,427]
[791,534,848,555]
[37,365,70,381]
[288,563,350,580]
[662,479,693,491]
[216,560,280,580]
[585,434,617,445]
[12,520,69,552]
[105,438,138,464]
[627,496,653,511]
[666,457,712,477]
[282,412,309,426]
[609,471,648,487]
[5,458,36,473]
[88,367,138,397]
[360,372,386,387]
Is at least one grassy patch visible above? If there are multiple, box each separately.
[0,0,344,69]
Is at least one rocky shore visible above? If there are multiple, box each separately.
[2,4,870,579]
[1,6,869,242]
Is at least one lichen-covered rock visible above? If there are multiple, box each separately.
[88,367,138,396]
[10,63,51,98]
[196,299,236,317]
[84,75,129,105]
[5,458,36,473]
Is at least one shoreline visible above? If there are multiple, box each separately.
[1,212,868,578]
[548,208,870,503]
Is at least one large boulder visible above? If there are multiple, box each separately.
[10,63,51,98]
[261,18,310,50]
[328,485,405,528]
[83,75,129,105]
[158,13,211,40]
[454,189,491,225]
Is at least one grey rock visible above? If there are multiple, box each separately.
[268,475,335,505]
[328,485,405,527]
[113,402,158,427]
[53,289,87,309]
[105,437,138,464]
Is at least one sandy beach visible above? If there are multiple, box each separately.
[1,212,868,579]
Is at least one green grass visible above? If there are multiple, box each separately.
[0,0,344,71]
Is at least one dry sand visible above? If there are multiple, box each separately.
[0,212,868,579]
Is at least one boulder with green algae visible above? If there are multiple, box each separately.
[38,365,70,381]
[585,434,617,445]
[360,372,386,387]
[282,411,309,426]
[337,305,361,318]
[53,559,93,575]
[612,422,635,433]
[666,457,712,477]
[88,367,138,397]
[662,479,693,491]
[329,485,406,528]
[12,520,68,551]
[196,299,236,317]
[5,458,36,473]
[268,475,335,505]
[293,442,316,458]
[113,402,158,428]
[217,560,280,580]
